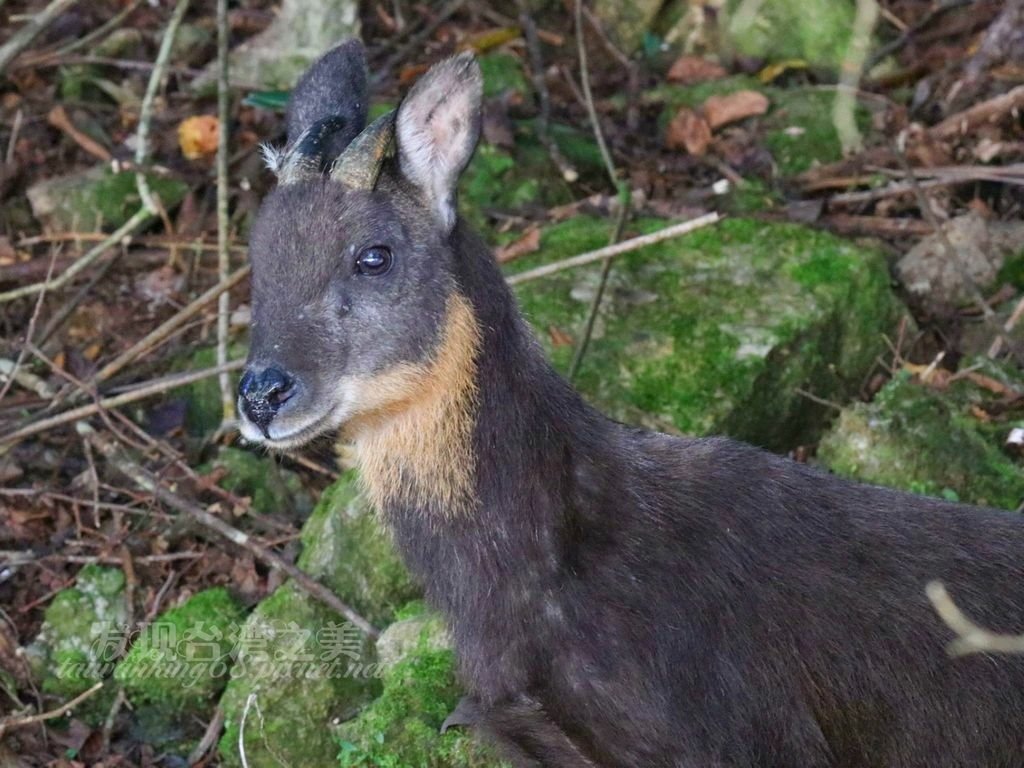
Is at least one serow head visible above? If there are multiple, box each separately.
[238,40,483,448]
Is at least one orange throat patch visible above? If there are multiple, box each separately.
[339,294,481,516]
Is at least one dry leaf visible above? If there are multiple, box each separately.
[496,228,541,263]
[398,63,430,85]
[702,91,770,130]
[667,55,727,85]
[665,107,711,156]
[548,325,574,347]
[178,115,219,160]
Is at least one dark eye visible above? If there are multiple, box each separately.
[356,245,393,276]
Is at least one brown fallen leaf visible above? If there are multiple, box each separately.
[665,107,712,156]
[496,228,541,263]
[548,325,574,347]
[667,55,727,85]
[702,90,770,130]
[178,114,219,160]
[47,105,111,162]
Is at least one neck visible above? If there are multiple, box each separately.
[348,223,615,612]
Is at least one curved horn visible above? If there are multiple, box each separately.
[329,110,395,190]
[274,115,349,185]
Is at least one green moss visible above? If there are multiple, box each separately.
[298,473,419,628]
[479,52,528,99]
[218,583,380,768]
[25,566,127,721]
[336,606,503,768]
[511,216,904,450]
[818,369,1024,510]
[115,588,245,712]
[217,474,418,767]
[723,0,857,69]
[199,446,312,516]
[176,344,245,436]
[27,167,187,232]
[997,250,1024,290]
[763,88,870,176]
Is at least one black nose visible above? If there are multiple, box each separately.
[238,366,295,435]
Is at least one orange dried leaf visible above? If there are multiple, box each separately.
[547,325,574,347]
[178,115,219,160]
[665,107,711,156]
[702,90,770,130]
[667,55,727,85]
[496,228,541,263]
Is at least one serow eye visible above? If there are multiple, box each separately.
[356,245,393,277]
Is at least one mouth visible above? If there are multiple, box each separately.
[238,404,342,450]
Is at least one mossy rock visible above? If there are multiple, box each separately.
[199,445,312,517]
[722,0,858,69]
[297,472,419,627]
[336,604,504,768]
[511,216,905,451]
[26,166,187,232]
[24,566,127,720]
[479,52,529,99]
[115,587,246,712]
[217,474,418,767]
[818,366,1024,510]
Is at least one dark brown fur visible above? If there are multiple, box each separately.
[240,43,1024,767]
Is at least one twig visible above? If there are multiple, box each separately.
[135,0,191,216]
[566,0,627,380]
[50,0,143,59]
[0,681,104,739]
[515,0,577,183]
[573,0,615,189]
[0,208,152,304]
[76,423,380,638]
[93,264,250,385]
[0,0,79,74]
[215,0,236,431]
[568,194,629,381]
[929,84,1024,141]
[238,693,256,768]
[926,581,1024,656]
[989,294,1024,358]
[0,360,245,446]
[864,0,971,72]
[0,248,57,402]
[833,0,879,154]
[188,706,226,766]
[372,0,467,86]
[507,212,721,286]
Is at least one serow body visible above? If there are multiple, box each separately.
[238,41,1024,768]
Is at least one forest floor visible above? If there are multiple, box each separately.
[0,0,1023,765]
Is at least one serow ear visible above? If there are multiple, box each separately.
[395,53,483,232]
[265,39,368,185]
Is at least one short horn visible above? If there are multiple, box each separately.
[275,115,348,185]
[329,110,395,189]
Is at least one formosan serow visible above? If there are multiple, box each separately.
[237,41,1024,767]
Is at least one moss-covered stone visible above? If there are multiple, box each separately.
[479,52,529,99]
[115,587,245,712]
[200,446,312,517]
[336,604,504,768]
[24,566,127,719]
[176,344,245,436]
[26,166,187,232]
[722,0,857,69]
[296,472,419,627]
[511,216,905,450]
[217,474,418,767]
[818,366,1024,510]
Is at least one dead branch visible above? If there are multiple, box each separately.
[0,0,79,73]
[0,681,104,739]
[76,422,380,638]
[507,213,722,286]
